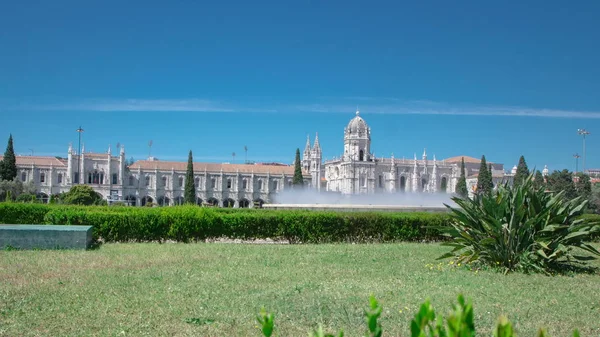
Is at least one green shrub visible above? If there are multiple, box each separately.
[62,185,104,205]
[256,294,582,337]
[15,193,37,203]
[0,203,451,243]
[438,174,600,274]
[0,203,51,224]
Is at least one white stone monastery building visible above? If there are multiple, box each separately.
[4,144,311,207]
[4,109,541,205]
[303,110,514,197]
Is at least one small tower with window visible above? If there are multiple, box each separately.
[344,110,371,162]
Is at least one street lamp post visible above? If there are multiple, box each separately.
[76,126,84,184]
[573,154,580,174]
[577,129,590,173]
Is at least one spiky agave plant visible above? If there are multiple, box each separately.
[438,174,600,273]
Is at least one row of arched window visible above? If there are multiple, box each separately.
[129,175,291,191]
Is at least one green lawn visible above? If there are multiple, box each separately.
[1,243,599,336]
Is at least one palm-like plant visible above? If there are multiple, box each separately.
[438,174,600,274]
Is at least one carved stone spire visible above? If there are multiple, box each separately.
[412,153,419,192]
[313,132,320,151]
[431,156,438,193]
[304,134,311,154]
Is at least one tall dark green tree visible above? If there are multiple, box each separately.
[476,155,493,194]
[533,170,545,189]
[513,155,530,187]
[455,157,468,198]
[292,148,304,188]
[184,150,196,204]
[0,134,17,181]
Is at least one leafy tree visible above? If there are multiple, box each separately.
[439,175,600,274]
[513,155,530,187]
[0,177,34,202]
[455,157,468,198]
[292,148,304,187]
[533,170,545,189]
[62,185,104,205]
[184,150,196,204]
[546,169,577,201]
[590,183,600,213]
[15,193,37,203]
[476,155,493,194]
[0,178,22,202]
[0,134,17,181]
[574,172,592,201]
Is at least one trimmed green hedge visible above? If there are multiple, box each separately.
[0,203,450,243]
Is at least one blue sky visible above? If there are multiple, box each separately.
[1,0,599,172]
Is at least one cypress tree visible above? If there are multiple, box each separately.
[184,150,196,204]
[476,155,493,194]
[513,155,530,187]
[533,170,544,189]
[0,134,17,181]
[292,148,304,188]
[455,157,468,198]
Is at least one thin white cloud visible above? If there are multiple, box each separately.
[6,97,600,119]
[292,102,600,119]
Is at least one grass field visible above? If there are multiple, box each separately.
[1,243,599,336]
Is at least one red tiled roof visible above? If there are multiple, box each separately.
[444,156,495,164]
[129,160,309,176]
[1,155,67,167]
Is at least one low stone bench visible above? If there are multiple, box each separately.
[0,225,93,250]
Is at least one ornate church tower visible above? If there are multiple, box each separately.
[344,110,371,162]
[310,133,322,190]
[302,135,311,172]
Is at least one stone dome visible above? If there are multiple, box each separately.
[346,110,369,135]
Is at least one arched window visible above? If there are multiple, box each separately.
[441,177,448,193]
[272,180,278,190]
[90,171,101,184]
[399,176,406,192]
[242,179,248,189]
[359,149,364,161]
[112,173,118,184]
[227,178,232,189]
[178,177,184,187]
[40,172,46,183]
[194,177,200,187]
[21,172,26,182]
[145,176,150,187]
[129,175,135,186]
[162,176,167,187]
[211,178,216,189]
[258,179,263,190]
[57,173,63,184]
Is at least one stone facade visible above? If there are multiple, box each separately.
[5,143,311,207]
[307,110,510,195]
